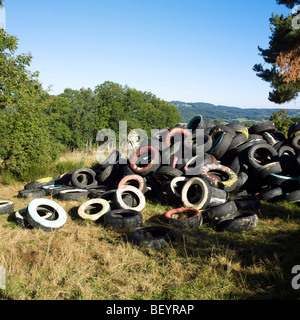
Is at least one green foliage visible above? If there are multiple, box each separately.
[276,0,300,9]
[0,29,63,181]
[253,4,300,103]
[269,109,293,135]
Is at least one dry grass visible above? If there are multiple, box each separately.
[0,151,300,300]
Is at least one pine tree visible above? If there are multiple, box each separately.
[253,1,300,103]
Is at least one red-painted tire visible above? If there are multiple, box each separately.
[130,146,161,176]
[164,207,203,229]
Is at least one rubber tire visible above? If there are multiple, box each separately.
[104,209,143,231]
[24,177,56,190]
[77,198,111,222]
[247,143,278,169]
[207,187,228,208]
[200,163,239,192]
[118,174,147,194]
[258,187,283,201]
[132,226,175,249]
[181,177,212,210]
[14,208,54,229]
[130,146,161,176]
[254,162,282,179]
[58,189,89,201]
[232,195,260,210]
[187,115,208,131]
[113,185,146,212]
[71,168,97,189]
[154,165,183,182]
[164,208,203,229]
[285,190,300,203]
[251,121,276,134]
[18,189,47,199]
[206,200,238,222]
[216,211,259,232]
[0,201,14,215]
[27,198,68,231]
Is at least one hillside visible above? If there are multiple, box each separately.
[171,101,300,124]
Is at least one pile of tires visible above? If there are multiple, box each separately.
[15,117,300,242]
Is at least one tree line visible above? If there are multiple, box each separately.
[0,27,180,181]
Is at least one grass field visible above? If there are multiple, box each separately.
[0,151,300,300]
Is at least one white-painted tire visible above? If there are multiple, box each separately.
[27,199,67,231]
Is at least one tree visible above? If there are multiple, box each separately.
[253,1,300,104]
[0,29,62,180]
[269,109,293,135]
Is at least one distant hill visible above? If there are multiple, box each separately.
[170,101,300,124]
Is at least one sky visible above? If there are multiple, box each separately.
[3,0,300,109]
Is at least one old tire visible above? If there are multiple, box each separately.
[78,198,111,222]
[164,207,203,229]
[27,198,68,231]
[104,209,143,231]
[132,226,175,249]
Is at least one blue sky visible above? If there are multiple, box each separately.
[3,0,299,108]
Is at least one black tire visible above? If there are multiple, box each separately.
[261,132,277,146]
[226,123,249,138]
[185,132,213,155]
[251,121,276,134]
[104,209,143,231]
[291,135,300,151]
[181,177,212,210]
[58,189,89,201]
[18,189,47,199]
[209,131,233,160]
[187,115,208,131]
[97,164,119,184]
[206,200,238,221]
[43,185,73,197]
[0,201,14,215]
[71,168,97,189]
[207,187,228,208]
[200,163,239,192]
[232,195,260,210]
[235,139,265,155]
[154,165,183,182]
[254,161,282,179]
[14,207,54,229]
[227,133,248,152]
[247,143,278,169]
[288,121,300,139]
[24,177,56,190]
[278,145,295,158]
[130,146,161,176]
[164,208,203,229]
[285,190,300,203]
[88,185,109,199]
[183,155,205,176]
[258,187,283,201]
[132,226,175,249]
[267,174,300,192]
[216,211,259,232]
